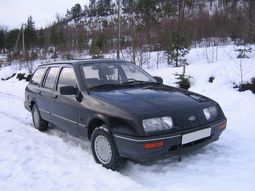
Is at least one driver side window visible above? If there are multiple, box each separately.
[57,67,77,91]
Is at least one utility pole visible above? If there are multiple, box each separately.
[117,0,121,59]
[15,23,25,69]
[14,25,22,50]
[22,23,25,62]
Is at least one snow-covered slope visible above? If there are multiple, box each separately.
[0,45,255,191]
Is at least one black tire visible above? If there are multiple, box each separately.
[32,104,48,131]
[91,126,125,170]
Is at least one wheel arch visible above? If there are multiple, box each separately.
[87,114,136,140]
[30,100,36,110]
[87,115,110,140]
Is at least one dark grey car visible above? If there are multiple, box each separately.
[24,59,227,170]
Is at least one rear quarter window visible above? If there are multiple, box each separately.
[30,68,46,86]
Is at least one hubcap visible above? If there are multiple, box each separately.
[33,108,40,129]
[94,135,112,164]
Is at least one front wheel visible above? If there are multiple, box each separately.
[91,126,125,170]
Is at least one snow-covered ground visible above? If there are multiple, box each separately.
[0,45,255,191]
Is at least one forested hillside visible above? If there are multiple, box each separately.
[0,0,254,67]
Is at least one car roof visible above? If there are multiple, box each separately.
[38,59,128,67]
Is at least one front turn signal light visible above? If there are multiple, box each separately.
[144,141,165,149]
[219,122,226,129]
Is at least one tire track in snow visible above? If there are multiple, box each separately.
[0,91,23,101]
[0,110,92,158]
[0,90,93,155]
[0,91,29,126]
[0,111,31,127]
[0,106,92,154]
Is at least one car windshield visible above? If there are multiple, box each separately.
[82,62,156,89]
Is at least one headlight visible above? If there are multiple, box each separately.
[161,117,173,128]
[142,116,174,133]
[203,106,218,120]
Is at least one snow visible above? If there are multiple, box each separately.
[0,45,255,191]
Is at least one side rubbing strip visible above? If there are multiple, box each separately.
[114,134,180,143]
[39,108,87,127]
[39,108,50,114]
[79,123,86,127]
[51,113,77,125]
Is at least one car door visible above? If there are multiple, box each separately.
[38,67,59,122]
[50,67,80,136]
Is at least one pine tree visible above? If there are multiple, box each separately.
[135,0,158,23]
[96,0,113,16]
[50,25,66,52]
[123,0,135,13]
[71,4,82,23]
[89,34,107,57]
[24,16,37,50]
[89,0,97,16]
[0,29,6,54]
[166,0,191,67]
[167,31,189,67]
[37,28,45,49]
[6,29,20,51]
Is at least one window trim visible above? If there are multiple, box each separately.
[42,67,60,90]
[56,66,78,92]
[29,67,46,86]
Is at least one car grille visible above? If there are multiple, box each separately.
[174,109,208,130]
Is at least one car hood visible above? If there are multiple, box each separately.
[89,84,213,119]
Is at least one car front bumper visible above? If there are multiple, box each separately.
[113,119,226,161]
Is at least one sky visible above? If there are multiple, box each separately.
[0,0,89,29]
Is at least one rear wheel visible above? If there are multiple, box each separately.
[91,126,125,170]
[32,104,48,131]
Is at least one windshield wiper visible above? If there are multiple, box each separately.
[122,80,159,85]
[89,83,123,90]
[89,81,160,90]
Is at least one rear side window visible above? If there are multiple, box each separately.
[30,68,45,86]
[43,67,59,89]
[57,67,77,91]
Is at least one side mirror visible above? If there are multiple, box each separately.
[153,76,163,84]
[60,86,77,95]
